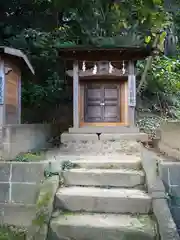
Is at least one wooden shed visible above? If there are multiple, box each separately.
[0,46,34,125]
[59,46,152,133]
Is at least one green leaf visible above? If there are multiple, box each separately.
[159,31,167,44]
[145,36,151,44]
[152,0,162,5]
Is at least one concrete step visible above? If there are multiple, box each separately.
[57,154,142,170]
[55,186,151,214]
[50,213,157,240]
[69,126,140,134]
[61,132,148,143]
[63,168,145,188]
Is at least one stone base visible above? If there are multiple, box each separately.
[61,132,148,143]
[69,126,139,134]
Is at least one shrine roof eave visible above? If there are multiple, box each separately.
[58,45,153,61]
[0,46,34,74]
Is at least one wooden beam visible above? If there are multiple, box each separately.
[59,47,152,61]
[18,76,21,124]
[73,61,79,128]
[0,58,5,125]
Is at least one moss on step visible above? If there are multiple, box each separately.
[93,164,119,169]
[62,211,76,216]
[61,160,79,170]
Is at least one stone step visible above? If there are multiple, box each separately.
[55,187,151,214]
[59,140,141,155]
[63,168,145,188]
[61,132,148,143]
[69,126,140,134]
[57,154,142,170]
[50,213,157,240]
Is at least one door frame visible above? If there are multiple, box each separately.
[79,79,129,127]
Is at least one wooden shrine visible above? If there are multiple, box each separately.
[0,46,34,125]
[59,46,152,133]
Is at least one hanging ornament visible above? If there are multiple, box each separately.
[93,63,97,74]
[109,62,113,74]
[82,61,86,72]
[122,61,126,74]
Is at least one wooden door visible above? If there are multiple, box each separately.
[85,83,120,122]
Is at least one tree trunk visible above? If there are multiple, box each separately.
[137,34,160,95]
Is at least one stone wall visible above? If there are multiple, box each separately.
[141,147,180,240]
[0,161,59,240]
[0,161,45,227]
[2,124,52,160]
[159,161,180,235]
[0,161,45,205]
[157,121,180,160]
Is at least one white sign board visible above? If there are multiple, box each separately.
[128,75,136,107]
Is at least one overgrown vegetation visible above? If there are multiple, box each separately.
[14,150,47,162]
[0,225,26,240]
[1,0,180,132]
[27,176,58,240]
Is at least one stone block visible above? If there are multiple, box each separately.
[61,133,98,143]
[175,220,180,230]
[152,198,180,240]
[11,183,39,204]
[158,142,180,160]
[168,186,180,207]
[0,203,36,227]
[168,164,180,185]
[11,162,45,183]
[151,191,166,199]
[0,183,9,203]
[159,164,169,187]
[170,206,180,223]
[0,163,10,182]
[99,133,148,142]
[170,186,180,197]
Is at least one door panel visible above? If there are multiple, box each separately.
[104,106,119,121]
[86,106,102,121]
[87,88,101,100]
[103,84,120,122]
[85,84,103,122]
[104,87,118,99]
